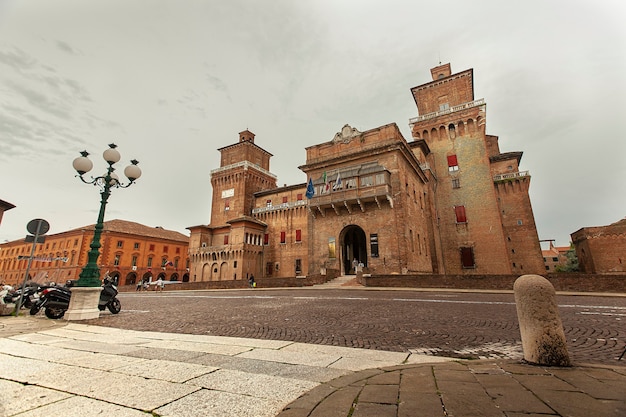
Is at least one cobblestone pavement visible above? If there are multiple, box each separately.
[81,288,626,366]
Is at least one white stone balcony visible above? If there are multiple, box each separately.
[409,98,485,125]
[493,171,529,182]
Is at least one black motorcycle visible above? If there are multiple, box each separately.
[30,276,121,319]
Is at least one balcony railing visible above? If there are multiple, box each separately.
[493,171,529,182]
[210,160,277,179]
[409,98,485,125]
[252,199,307,214]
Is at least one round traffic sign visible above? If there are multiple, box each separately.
[26,218,50,235]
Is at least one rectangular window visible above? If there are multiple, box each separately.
[552,257,558,262]
[454,205,467,223]
[131,256,138,267]
[360,176,373,187]
[266,262,273,276]
[114,254,121,266]
[295,259,302,274]
[264,233,269,245]
[163,246,168,253]
[147,257,153,267]
[328,237,336,258]
[297,193,303,201]
[224,235,229,245]
[74,239,78,247]
[460,247,475,268]
[134,242,140,250]
[295,229,302,242]
[280,231,286,244]
[224,200,230,211]
[117,240,123,248]
[447,155,459,172]
[452,178,460,189]
[149,244,155,251]
[282,196,288,203]
[234,260,237,268]
[370,233,379,258]
[375,173,385,185]
[176,247,180,254]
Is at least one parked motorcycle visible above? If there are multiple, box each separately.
[3,284,41,309]
[30,276,121,319]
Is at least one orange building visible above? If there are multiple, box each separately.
[0,219,189,287]
[541,241,571,272]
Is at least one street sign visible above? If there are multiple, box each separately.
[26,219,50,235]
[24,235,45,243]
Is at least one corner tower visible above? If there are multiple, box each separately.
[409,64,544,275]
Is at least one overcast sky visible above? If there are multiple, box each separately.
[1,0,624,248]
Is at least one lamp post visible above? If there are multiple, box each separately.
[65,143,141,320]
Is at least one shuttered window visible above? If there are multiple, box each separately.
[447,155,459,172]
[454,205,467,223]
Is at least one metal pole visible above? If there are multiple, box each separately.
[14,220,43,315]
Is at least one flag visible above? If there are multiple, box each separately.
[323,171,330,193]
[333,172,342,190]
[305,178,315,199]
[162,260,174,267]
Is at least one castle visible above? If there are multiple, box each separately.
[187,63,545,282]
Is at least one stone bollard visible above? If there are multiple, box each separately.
[513,274,571,366]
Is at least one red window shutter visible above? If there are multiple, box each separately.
[295,229,302,242]
[282,196,288,203]
[447,155,458,167]
[455,206,467,223]
[264,233,269,245]
[297,193,303,201]
[280,231,286,243]
[224,235,229,245]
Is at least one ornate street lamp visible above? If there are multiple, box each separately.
[66,144,141,320]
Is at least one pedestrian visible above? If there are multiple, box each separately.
[352,258,358,273]
[156,278,164,292]
[248,274,255,288]
[136,279,142,291]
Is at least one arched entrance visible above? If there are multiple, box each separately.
[340,225,367,275]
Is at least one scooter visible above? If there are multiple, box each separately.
[30,276,121,319]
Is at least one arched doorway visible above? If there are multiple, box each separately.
[108,271,121,286]
[125,272,137,286]
[340,225,367,275]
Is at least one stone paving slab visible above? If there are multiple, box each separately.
[187,368,319,401]
[0,379,71,416]
[154,388,285,417]
[140,338,254,355]
[13,395,150,417]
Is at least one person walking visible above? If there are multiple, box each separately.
[155,278,164,292]
[248,274,255,288]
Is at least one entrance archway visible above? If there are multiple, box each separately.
[340,225,367,275]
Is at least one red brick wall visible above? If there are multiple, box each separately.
[358,273,626,293]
